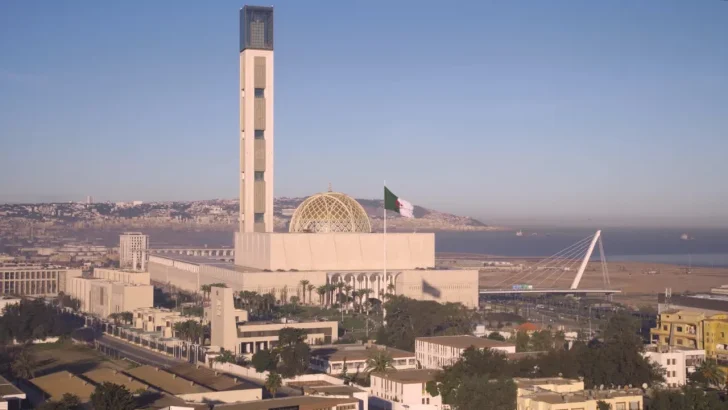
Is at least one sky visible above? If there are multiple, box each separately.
[1,1,727,227]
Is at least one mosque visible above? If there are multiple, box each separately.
[147,6,478,308]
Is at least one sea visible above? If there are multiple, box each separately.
[78,227,728,268]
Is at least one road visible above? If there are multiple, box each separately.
[96,335,301,397]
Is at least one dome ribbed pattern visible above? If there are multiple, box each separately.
[289,192,372,233]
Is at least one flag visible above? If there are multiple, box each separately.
[384,186,414,218]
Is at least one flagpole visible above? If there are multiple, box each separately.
[383,180,387,288]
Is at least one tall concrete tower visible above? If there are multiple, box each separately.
[239,6,274,233]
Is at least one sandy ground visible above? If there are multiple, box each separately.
[442,255,728,308]
[30,342,132,377]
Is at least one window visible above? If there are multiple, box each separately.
[255,130,264,139]
[255,88,264,98]
[254,213,265,223]
[255,171,264,181]
[677,339,684,345]
[663,325,668,331]
[676,326,683,332]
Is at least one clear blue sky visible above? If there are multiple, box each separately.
[1,1,726,227]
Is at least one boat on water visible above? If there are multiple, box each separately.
[680,233,695,241]
[516,230,523,237]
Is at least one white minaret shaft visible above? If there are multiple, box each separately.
[239,6,274,233]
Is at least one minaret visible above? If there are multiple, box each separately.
[239,5,274,233]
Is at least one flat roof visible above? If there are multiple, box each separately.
[0,375,25,399]
[303,385,365,395]
[125,365,211,395]
[215,395,359,410]
[515,377,582,388]
[82,368,148,392]
[417,335,516,350]
[168,364,259,391]
[524,389,643,404]
[371,369,440,384]
[311,344,414,362]
[29,371,95,401]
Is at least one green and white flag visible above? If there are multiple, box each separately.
[384,186,414,218]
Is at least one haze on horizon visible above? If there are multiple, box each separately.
[1,1,726,228]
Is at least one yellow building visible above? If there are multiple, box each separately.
[515,378,643,410]
[650,310,705,349]
[701,313,728,379]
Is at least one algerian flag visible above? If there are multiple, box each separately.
[384,186,414,218]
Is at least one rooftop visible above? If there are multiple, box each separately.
[29,371,95,401]
[215,395,359,410]
[303,385,365,396]
[168,364,259,391]
[125,365,211,395]
[371,369,441,384]
[515,377,583,389]
[417,335,516,350]
[311,344,414,362]
[524,388,643,404]
[82,368,148,392]
[0,375,25,399]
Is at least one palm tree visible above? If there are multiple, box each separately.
[317,286,327,307]
[351,290,361,312]
[109,313,121,325]
[326,284,338,307]
[11,348,36,380]
[336,283,345,306]
[694,359,726,389]
[265,372,283,398]
[91,382,135,410]
[365,350,395,374]
[387,283,396,296]
[307,284,315,306]
[120,311,133,325]
[299,280,310,305]
[200,284,211,301]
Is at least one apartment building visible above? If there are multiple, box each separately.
[642,345,705,388]
[66,276,153,318]
[415,335,516,369]
[310,343,416,375]
[516,378,643,410]
[119,232,148,271]
[0,265,81,296]
[370,369,443,410]
[650,310,704,349]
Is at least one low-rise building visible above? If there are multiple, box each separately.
[642,345,705,388]
[215,396,360,410]
[0,375,25,410]
[0,265,81,296]
[650,310,704,349]
[210,286,338,356]
[133,307,194,338]
[370,369,443,409]
[415,335,517,369]
[92,268,150,285]
[66,276,153,318]
[29,371,95,404]
[515,378,643,410]
[310,343,416,375]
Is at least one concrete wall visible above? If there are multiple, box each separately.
[176,388,262,404]
[235,232,435,271]
[397,269,478,308]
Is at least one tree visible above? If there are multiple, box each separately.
[365,350,395,374]
[0,299,82,344]
[596,401,611,410]
[38,394,82,410]
[690,358,726,389]
[299,280,310,305]
[120,311,133,325]
[252,349,279,373]
[173,320,204,344]
[649,385,728,410]
[376,296,473,351]
[215,349,237,364]
[11,347,36,380]
[486,332,506,341]
[90,382,136,410]
[530,330,554,351]
[428,348,516,410]
[515,331,530,352]
[307,284,315,306]
[317,286,327,307]
[277,327,311,378]
[265,372,282,398]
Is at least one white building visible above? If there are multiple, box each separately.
[0,265,81,296]
[415,335,516,369]
[310,343,416,375]
[643,345,705,388]
[65,276,153,318]
[119,232,148,271]
[92,268,150,285]
[370,369,444,410]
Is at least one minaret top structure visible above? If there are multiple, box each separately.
[240,6,274,52]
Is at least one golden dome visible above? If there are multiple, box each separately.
[289,192,371,233]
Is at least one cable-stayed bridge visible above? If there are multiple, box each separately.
[479,230,621,295]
